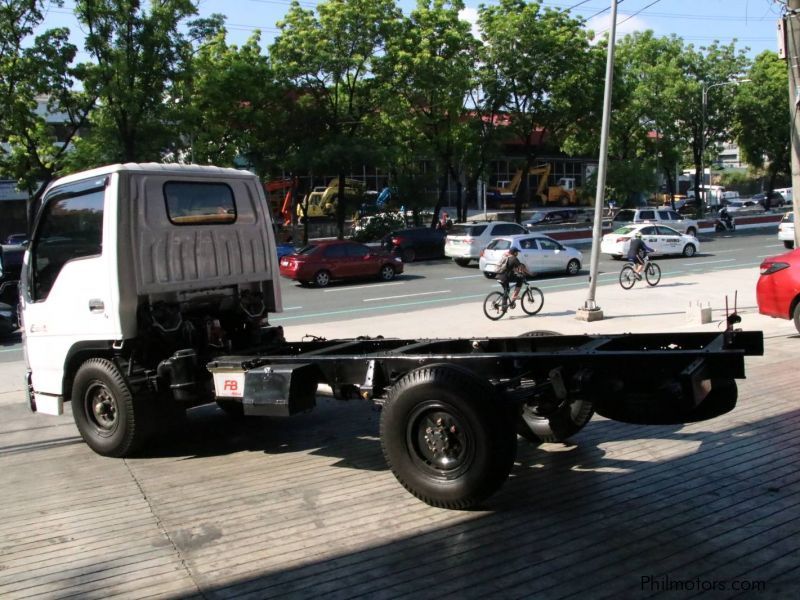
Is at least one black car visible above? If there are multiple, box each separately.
[0,245,22,337]
[382,227,446,262]
[751,191,784,208]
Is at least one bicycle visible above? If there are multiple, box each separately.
[619,255,661,289]
[483,278,544,320]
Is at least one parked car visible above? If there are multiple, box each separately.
[751,191,785,208]
[0,247,20,337]
[444,221,527,266]
[522,209,591,228]
[3,233,27,246]
[611,208,698,236]
[778,212,795,249]
[774,187,793,205]
[723,199,765,214]
[757,249,800,334]
[600,223,700,258]
[276,242,296,259]
[279,239,403,287]
[479,234,583,278]
[381,227,446,262]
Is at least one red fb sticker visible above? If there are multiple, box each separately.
[214,372,244,397]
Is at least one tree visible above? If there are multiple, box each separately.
[596,32,689,207]
[175,26,294,175]
[66,0,201,168]
[733,51,789,200]
[270,0,400,239]
[478,0,598,222]
[677,41,749,212]
[380,0,478,227]
[0,0,93,223]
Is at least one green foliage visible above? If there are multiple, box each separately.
[66,0,201,167]
[351,212,406,242]
[478,0,597,220]
[732,51,789,191]
[0,0,90,199]
[270,0,400,237]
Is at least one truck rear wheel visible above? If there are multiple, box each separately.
[380,365,516,509]
[520,396,594,443]
[71,358,152,457]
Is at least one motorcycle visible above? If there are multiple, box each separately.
[714,209,736,232]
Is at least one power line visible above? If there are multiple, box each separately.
[585,0,626,22]
[618,0,664,27]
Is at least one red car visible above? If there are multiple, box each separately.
[279,240,403,288]
[757,249,800,333]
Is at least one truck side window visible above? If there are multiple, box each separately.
[164,182,236,225]
[32,189,105,301]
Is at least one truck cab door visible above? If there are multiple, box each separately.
[20,176,119,396]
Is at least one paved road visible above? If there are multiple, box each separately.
[274,230,784,326]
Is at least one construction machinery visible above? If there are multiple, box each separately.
[547,177,580,205]
[297,178,366,220]
[263,178,298,225]
[487,164,551,209]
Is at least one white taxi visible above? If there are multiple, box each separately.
[601,224,700,259]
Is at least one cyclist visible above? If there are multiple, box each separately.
[496,247,533,306]
[627,231,653,279]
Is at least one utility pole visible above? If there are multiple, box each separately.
[788,0,800,247]
[577,0,617,322]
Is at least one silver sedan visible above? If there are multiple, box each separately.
[479,234,583,278]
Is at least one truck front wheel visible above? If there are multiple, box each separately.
[71,358,152,457]
[380,365,516,509]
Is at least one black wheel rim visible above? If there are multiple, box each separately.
[84,380,118,437]
[406,402,474,478]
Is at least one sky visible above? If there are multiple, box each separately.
[40,0,787,60]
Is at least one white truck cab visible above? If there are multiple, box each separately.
[21,163,282,455]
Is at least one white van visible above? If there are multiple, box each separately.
[774,187,793,205]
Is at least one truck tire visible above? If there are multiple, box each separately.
[71,358,152,457]
[380,364,516,509]
[520,395,594,443]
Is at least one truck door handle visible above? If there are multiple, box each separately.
[88,299,105,313]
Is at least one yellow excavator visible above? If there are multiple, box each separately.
[488,164,552,208]
[297,178,365,220]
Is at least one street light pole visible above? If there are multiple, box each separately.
[700,79,750,207]
[577,0,617,322]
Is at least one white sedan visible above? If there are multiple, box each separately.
[601,224,700,259]
[479,234,583,278]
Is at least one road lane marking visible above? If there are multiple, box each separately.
[323,282,404,292]
[283,306,303,311]
[445,274,484,280]
[363,290,450,302]
[684,259,736,266]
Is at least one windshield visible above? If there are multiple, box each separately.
[613,226,639,235]
[296,244,319,255]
